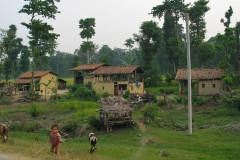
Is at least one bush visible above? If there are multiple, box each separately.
[30,103,40,117]
[173,96,188,105]
[159,86,178,94]
[23,122,41,132]
[143,104,158,121]
[100,92,110,98]
[88,115,103,131]
[123,90,130,99]
[62,121,78,135]
[157,99,167,107]
[69,84,98,101]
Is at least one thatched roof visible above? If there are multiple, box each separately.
[100,96,133,114]
[70,63,108,71]
[175,68,224,80]
[91,66,144,75]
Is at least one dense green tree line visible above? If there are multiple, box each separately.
[0,0,240,88]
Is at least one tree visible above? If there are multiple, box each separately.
[198,42,216,67]
[19,45,30,74]
[234,22,240,72]
[134,21,162,87]
[124,38,135,51]
[19,0,60,96]
[79,18,96,64]
[2,25,23,81]
[216,6,236,91]
[133,21,162,70]
[151,0,189,72]
[188,0,210,67]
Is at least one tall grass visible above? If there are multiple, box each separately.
[57,100,99,117]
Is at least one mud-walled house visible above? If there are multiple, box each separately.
[70,63,109,85]
[70,63,145,95]
[14,70,58,93]
[91,65,144,95]
[175,68,224,95]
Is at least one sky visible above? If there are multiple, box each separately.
[1,0,240,54]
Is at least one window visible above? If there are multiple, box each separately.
[212,84,216,88]
[202,84,205,88]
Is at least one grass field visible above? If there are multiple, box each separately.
[0,98,240,160]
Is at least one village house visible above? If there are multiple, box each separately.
[175,68,224,95]
[70,63,109,85]
[14,70,58,93]
[70,63,145,95]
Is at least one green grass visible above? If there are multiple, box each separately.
[62,77,74,87]
[1,99,240,160]
[146,86,179,94]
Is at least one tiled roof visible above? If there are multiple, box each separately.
[14,78,40,84]
[17,70,58,79]
[175,68,224,80]
[91,66,144,75]
[70,63,108,71]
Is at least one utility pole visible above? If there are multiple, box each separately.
[185,13,192,135]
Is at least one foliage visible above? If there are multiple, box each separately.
[143,103,158,121]
[2,24,24,81]
[23,122,41,132]
[19,0,60,96]
[157,99,167,107]
[143,65,163,87]
[88,115,103,131]
[123,90,130,99]
[57,100,99,117]
[99,92,110,98]
[79,18,95,64]
[221,74,233,91]
[69,84,99,101]
[29,103,40,117]
[0,95,12,105]
[133,21,162,71]
[159,86,179,94]
[222,94,240,110]
[61,120,78,135]
[173,96,188,105]
[165,72,175,86]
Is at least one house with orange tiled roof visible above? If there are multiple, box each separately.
[70,63,109,85]
[14,70,58,93]
[175,68,224,95]
[70,64,145,95]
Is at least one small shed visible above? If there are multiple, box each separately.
[175,68,224,95]
[58,79,67,90]
[98,96,134,133]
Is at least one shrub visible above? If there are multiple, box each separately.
[173,96,188,105]
[69,84,98,101]
[88,115,103,131]
[143,104,158,121]
[23,122,41,132]
[61,121,78,135]
[165,72,175,86]
[30,103,40,117]
[0,97,12,105]
[159,86,178,94]
[100,92,110,98]
[157,99,167,107]
[123,90,130,99]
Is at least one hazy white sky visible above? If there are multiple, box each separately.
[0,0,240,53]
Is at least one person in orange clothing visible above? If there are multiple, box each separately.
[49,124,62,154]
